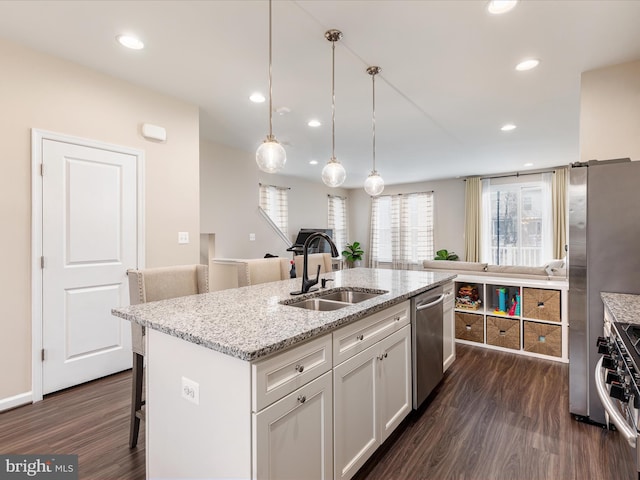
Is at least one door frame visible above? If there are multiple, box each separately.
[31,129,145,402]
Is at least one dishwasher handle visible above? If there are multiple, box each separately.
[416,294,445,311]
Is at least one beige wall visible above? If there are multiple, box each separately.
[0,38,200,400]
[349,179,466,264]
[580,59,640,161]
[200,139,348,260]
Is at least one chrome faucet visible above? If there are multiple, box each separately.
[290,232,339,295]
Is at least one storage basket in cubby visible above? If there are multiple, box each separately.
[455,312,484,343]
[523,321,562,357]
[486,316,520,350]
[522,288,561,322]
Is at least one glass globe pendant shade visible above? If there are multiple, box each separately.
[322,158,346,187]
[256,136,286,173]
[364,170,384,196]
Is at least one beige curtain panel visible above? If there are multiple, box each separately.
[552,167,568,260]
[464,177,482,262]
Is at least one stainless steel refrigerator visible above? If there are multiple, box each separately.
[569,158,640,425]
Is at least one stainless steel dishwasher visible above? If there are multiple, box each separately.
[412,286,444,409]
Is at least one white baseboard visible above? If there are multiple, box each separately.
[0,391,32,412]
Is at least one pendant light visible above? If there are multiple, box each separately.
[321,29,347,188]
[364,66,385,196]
[256,0,286,174]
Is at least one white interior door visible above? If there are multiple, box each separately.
[41,137,138,394]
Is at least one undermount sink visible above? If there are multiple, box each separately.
[285,298,350,311]
[316,290,383,303]
[282,288,388,311]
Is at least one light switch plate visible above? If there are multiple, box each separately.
[178,232,189,244]
[181,376,199,405]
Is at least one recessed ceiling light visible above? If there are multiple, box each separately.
[501,124,517,131]
[308,120,322,127]
[515,59,540,71]
[249,92,265,103]
[116,34,144,50]
[524,162,534,167]
[487,0,518,15]
[275,106,291,115]
[309,160,318,165]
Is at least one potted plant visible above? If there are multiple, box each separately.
[342,241,364,268]
[434,249,459,261]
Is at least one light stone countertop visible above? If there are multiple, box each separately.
[601,292,640,325]
[112,267,456,361]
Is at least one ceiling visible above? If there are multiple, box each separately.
[1,1,639,188]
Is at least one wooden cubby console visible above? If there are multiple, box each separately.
[453,274,568,363]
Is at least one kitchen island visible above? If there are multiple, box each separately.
[112,267,455,480]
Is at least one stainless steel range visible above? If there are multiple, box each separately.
[596,321,640,478]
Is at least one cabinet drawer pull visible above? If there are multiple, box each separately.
[295,364,304,373]
[377,352,388,361]
[395,316,401,322]
[356,334,364,341]
[297,394,306,404]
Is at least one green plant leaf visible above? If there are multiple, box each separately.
[434,248,458,261]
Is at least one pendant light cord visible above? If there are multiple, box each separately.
[268,0,273,139]
[331,39,336,160]
[372,71,376,172]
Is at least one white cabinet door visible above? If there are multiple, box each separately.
[334,325,412,480]
[443,281,456,371]
[333,345,379,480]
[378,325,412,442]
[254,371,333,480]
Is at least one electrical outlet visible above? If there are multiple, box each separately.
[249,233,256,241]
[178,232,189,244]
[181,376,199,405]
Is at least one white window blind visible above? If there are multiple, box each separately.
[328,195,348,254]
[259,184,288,237]
[370,192,434,270]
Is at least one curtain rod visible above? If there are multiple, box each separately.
[463,169,557,181]
[482,169,555,180]
[386,190,434,196]
[259,182,291,190]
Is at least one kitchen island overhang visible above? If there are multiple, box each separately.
[112,267,456,361]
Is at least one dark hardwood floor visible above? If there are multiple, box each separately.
[357,344,637,480]
[0,344,636,480]
[0,372,145,480]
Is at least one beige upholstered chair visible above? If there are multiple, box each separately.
[126,264,209,448]
[236,257,290,286]
[294,252,335,277]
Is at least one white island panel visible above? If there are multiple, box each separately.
[147,328,252,479]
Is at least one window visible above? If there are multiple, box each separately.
[327,195,348,254]
[259,184,288,237]
[370,192,434,269]
[481,174,552,266]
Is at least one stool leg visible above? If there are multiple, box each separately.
[129,352,144,448]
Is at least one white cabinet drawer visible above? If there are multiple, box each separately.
[333,301,410,366]
[252,334,332,412]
